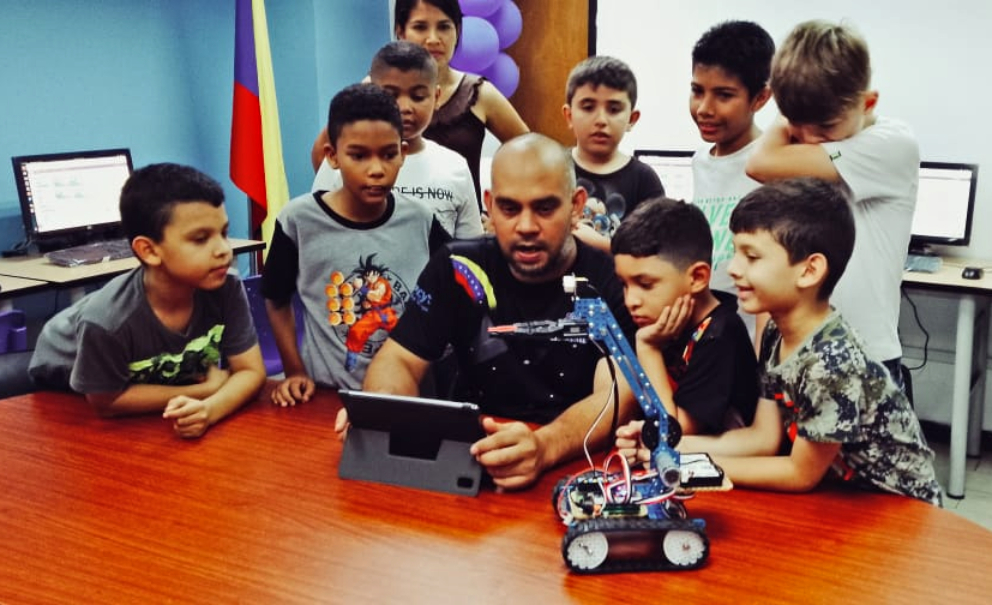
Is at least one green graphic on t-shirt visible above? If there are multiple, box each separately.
[127,324,225,385]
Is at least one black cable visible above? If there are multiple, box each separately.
[900,286,929,371]
[590,339,620,442]
[606,354,620,440]
[1,238,32,258]
[591,283,620,436]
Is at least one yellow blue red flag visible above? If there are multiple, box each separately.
[230,0,288,250]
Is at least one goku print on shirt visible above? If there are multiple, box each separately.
[327,254,412,372]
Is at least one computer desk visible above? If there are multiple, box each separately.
[2,384,991,604]
[0,238,265,303]
[0,274,49,311]
[903,257,992,499]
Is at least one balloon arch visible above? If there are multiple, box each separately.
[449,0,523,98]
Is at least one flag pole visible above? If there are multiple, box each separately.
[230,0,289,273]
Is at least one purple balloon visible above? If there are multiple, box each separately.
[449,16,500,73]
[481,53,520,98]
[491,1,523,50]
[460,0,504,18]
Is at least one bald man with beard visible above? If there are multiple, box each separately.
[336,133,638,490]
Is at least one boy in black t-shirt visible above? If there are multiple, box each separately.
[562,56,664,252]
[611,197,758,436]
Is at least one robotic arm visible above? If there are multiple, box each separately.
[488,276,684,512]
[488,276,712,573]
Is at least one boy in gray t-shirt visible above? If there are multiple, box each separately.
[262,84,449,407]
[29,164,265,438]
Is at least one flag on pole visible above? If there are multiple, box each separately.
[231,0,289,251]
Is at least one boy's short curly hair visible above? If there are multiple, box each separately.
[611,197,713,270]
[730,177,855,300]
[326,83,403,146]
[692,20,775,99]
[119,163,224,243]
[370,40,437,84]
[771,20,871,124]
[565,56,638,108]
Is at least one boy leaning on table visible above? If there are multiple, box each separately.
[28,163,266,438]
[616,178,941,505]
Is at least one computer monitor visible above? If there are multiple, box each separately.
[633,149,695,202]
[909,161,979,253]
[12,148,133,250]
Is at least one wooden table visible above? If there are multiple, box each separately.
[2,386,991,604]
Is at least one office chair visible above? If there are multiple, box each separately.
[0,310,33,398]
[0,351,34,398]
[0,310,28,355]
[242,275,305,376]
[243,275,283,375]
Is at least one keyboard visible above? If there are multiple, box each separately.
[904,254,943,274]
[45,238,134,267]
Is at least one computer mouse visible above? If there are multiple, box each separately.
[962,266,984,280]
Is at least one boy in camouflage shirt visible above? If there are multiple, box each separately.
[618,177,941,505]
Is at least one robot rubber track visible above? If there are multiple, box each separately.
[562,517,709,574]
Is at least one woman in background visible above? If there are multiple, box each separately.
[312,0,528,204]
[395,0,528,201]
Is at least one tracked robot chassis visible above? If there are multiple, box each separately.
[490,276,714,573]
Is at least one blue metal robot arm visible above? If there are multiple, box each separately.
[488,276,683,514]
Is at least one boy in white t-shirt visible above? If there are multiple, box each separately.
[313,41,483,238]
[689,21,775,341]
[746,20,919,383]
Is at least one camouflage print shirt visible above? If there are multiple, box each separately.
[759,311,942,506]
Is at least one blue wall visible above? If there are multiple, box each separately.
[0,0,197,244]
[0,0,389,326]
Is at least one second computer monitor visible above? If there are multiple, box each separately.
[634,149,695,203]
[910,161,979,252]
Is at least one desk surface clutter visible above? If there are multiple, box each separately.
[903,255,992,292]
[0,238,264,287]
[2,384,992,604]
